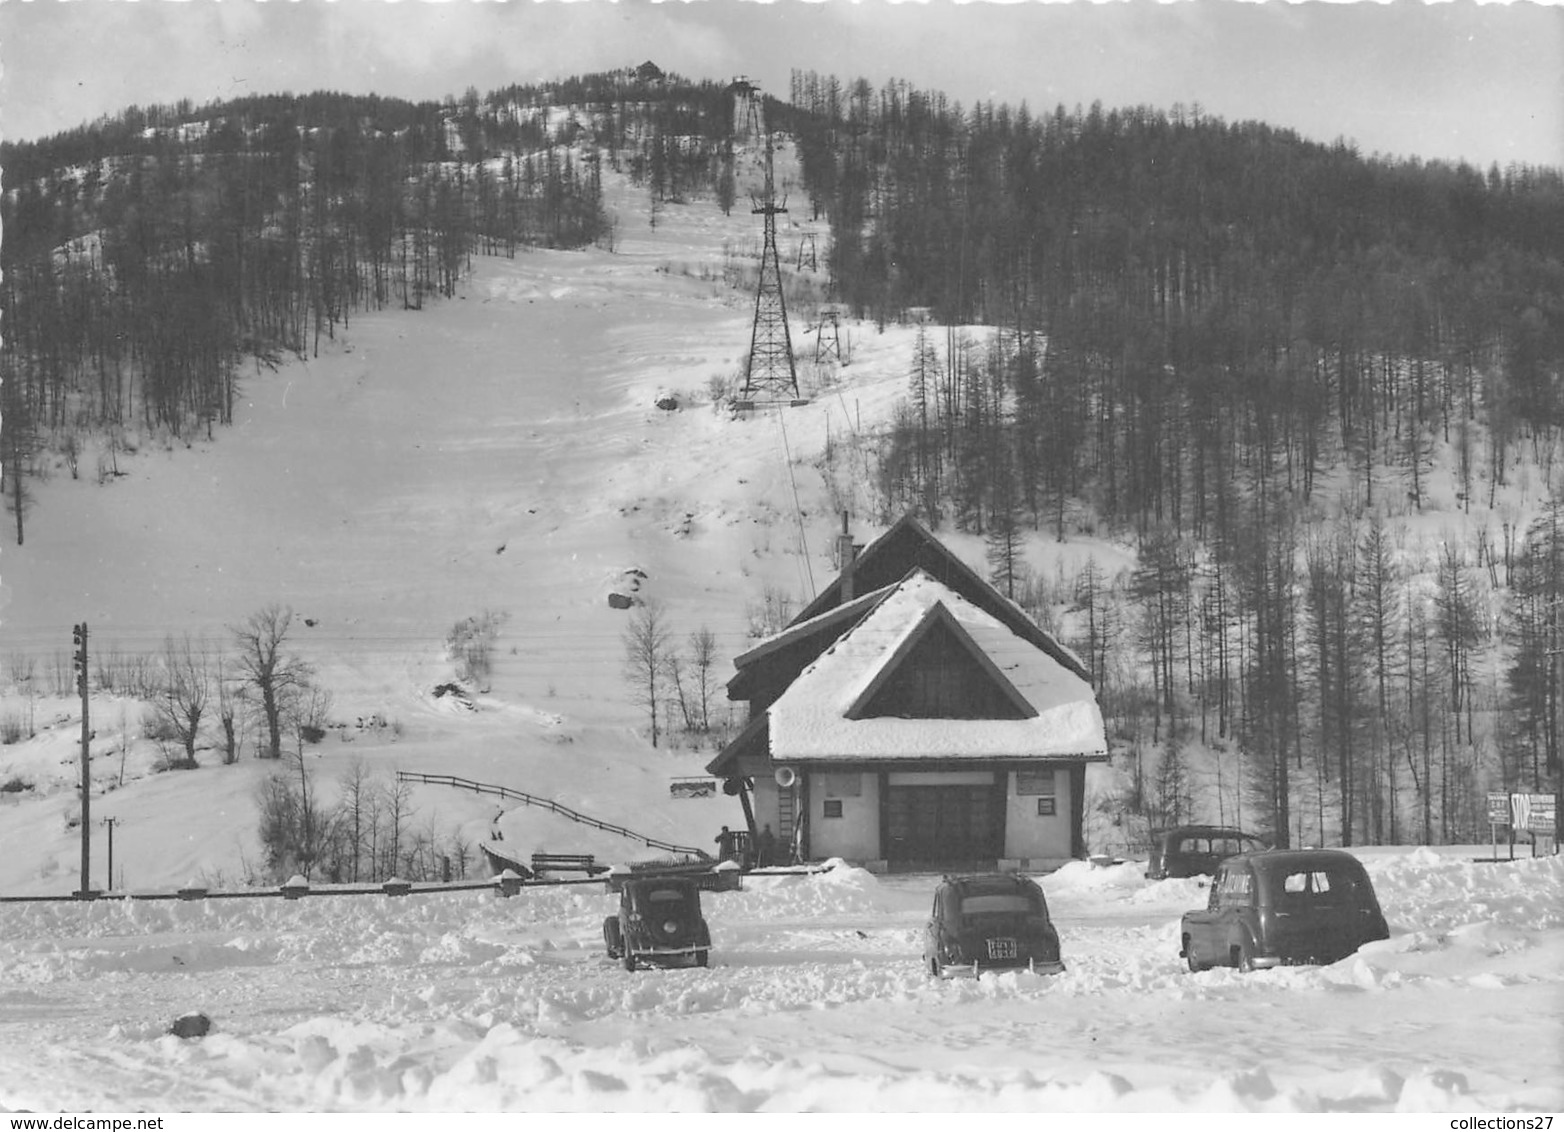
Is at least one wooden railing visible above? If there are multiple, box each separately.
[395,772,711,859]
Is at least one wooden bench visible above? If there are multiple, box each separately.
[530,852,608,876]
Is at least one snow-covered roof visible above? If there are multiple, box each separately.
[790,515,1094,683]
[767,571,1106,762]
[730,581,899,672]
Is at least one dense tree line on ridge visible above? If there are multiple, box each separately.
[0,68,748,542]
[784,70,1563,850]
[781,71,1563,540]
[0,89,610,445]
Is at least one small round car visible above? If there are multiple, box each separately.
[923,872,1065,978]
[604,875,712,971]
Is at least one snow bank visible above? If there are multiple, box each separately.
[1,846,1560,1112]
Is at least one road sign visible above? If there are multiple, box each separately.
[1488,792,1511,825]
[1518,793,1557,834]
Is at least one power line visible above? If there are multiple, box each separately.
[774,406,816,601]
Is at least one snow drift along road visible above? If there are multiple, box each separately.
[0,848,1560,1112]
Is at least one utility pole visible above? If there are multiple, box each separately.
[103,816,118,893]
[73,622,91,896]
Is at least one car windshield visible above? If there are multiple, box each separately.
[959,893,1037,916]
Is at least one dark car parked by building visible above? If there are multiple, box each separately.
[1146,825,1269,880]
[1180,848,1390,972]
[923,873,1066,978]
[603,876,712,971]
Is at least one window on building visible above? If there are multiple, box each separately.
[822,799,844,819]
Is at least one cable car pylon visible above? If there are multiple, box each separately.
[732,82,804,411]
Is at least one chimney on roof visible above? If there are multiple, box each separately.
[836,511,859,600]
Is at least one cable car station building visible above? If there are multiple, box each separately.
[707,516,1108,872]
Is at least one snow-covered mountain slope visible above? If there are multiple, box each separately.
[0,160,857,889]
[0,140,1141,898]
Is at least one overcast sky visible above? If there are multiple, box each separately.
[2,0,1560,171]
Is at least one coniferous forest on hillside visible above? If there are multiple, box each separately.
[779,71,1564,850]
[2,65,1562,852]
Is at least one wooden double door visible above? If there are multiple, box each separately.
[883,779,1006,865]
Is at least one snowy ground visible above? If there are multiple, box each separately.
[1,848,1560,1112]
[1,150,1560,1112]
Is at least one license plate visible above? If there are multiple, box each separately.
[987,938,1017,960]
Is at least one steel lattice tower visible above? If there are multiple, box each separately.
[740,93,798,401]
[813,305,843,365]
[728,76,763,146]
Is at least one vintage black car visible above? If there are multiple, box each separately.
[1146,825,1269,880]
[923,873,1066,978]
[1180,848,1390,972]
[603,876,711,971]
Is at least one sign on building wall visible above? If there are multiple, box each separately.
[1016,768,1057,816]
[1015,769,1055,795]
[822,773,863,797]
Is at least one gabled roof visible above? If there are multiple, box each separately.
[725,581,899,702]
[705,710,769,778]
[792,515,1092,683]
[765,572,1105,763]
[843,601,1036,721]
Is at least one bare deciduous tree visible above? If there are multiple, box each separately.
[622,601,672,748]
[153,635,211,769]
[334,758,374,882]
[255,745,337,881]
[8,654,37,738]
[214,652,246,765]
[666,648,694,737]
[232,604,313,759]
[687,626,718,734]
[290,685,334,746]
[378,775,415,880]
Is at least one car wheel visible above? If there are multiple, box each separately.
[623,950,636,972]
[694,949,709,968]
[603,917,622,959]
[1184,936,1205,973]
[1235,941,1256,973]
[928,956,943,979]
